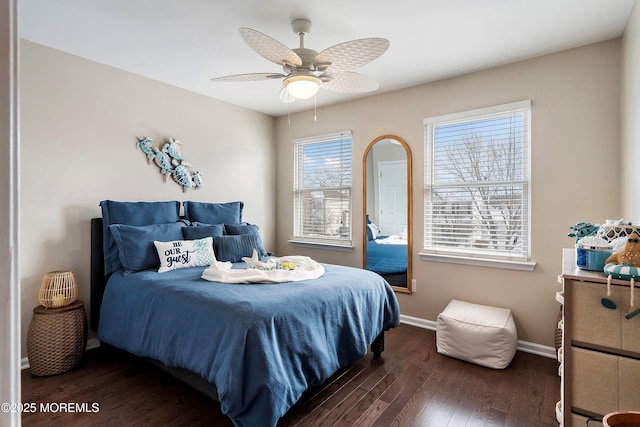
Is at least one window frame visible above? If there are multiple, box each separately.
[421,101,535,271]
[290,130,353,249]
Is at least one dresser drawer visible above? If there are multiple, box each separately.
[571,280,640,353]
[619,356,640,409]
[571,347,619,415]
[571,347,640,416]
[572,281,622,348]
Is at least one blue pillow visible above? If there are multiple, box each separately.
[182,223,225,240]
[224,223,268,258]
[100,200,181,276]
[366,215,374,240]
[109,222,185,274]
[213,234,262,263]
[183,201,244,224]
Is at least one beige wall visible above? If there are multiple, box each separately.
[16,36,627,354]
[276,40,622,346]
[19,40,276,356]
[622,1,640,219]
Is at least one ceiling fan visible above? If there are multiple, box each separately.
[210,19,390,103]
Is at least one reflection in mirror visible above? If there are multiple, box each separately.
[363,135,412,293]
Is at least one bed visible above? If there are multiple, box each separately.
[366,235,408,275]
[365,216,408,275]
[90,200,400,427]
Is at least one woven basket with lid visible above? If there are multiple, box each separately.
[26,300,87,376]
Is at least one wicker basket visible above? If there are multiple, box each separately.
[554,306,563,354]
[38,270,78,308]
[26,300,87,376]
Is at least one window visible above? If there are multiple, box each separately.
[293,131,352,247]
[423,101,531,264]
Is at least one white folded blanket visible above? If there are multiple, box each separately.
[375,235,407,245]
[201,255,325,284]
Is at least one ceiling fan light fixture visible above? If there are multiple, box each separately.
[284,75,321,99]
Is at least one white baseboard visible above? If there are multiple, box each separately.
[515,340,557,359]
[400,314,438,330]
[399,314,557,359]
[21,338,101,371]
[20,317,557,371]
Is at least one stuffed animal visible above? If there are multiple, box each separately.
[605,232,640,267]
[568,222,600,243]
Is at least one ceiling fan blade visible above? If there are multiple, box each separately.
[321,71,379,93]
[210,72,285,82]
[315,38,389,72]
[239,27,302,67]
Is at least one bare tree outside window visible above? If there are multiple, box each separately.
[424,102,530,260]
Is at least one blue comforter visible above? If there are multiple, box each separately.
[97,263,400,427]
[366,239,408,274]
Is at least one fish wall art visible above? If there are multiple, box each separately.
[136,136,203,192]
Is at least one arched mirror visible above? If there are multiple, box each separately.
[363,135,412,293]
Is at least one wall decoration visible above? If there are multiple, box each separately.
[136,136,203,192]
[136,137,155,164]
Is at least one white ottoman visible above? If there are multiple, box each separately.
[436,299,517,369]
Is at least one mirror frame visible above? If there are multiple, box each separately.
[362,135,413,293]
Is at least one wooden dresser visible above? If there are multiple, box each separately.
[560,248,640,426]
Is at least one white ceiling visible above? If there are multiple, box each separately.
[18,0,636,117]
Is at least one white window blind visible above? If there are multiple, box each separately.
[424,101,531,260]
[293,131,352,245]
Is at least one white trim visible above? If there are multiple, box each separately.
[399,314,556,359]
[418,252,536,271]
[20,322,556,376]
[400,314,437,330]
[21,338,101,371]
[1,1,19,425]
[515,340,558,359]
[288,239,354,252]
[423,100,532,125]
[423,100,532,263]
[293,131,353,246]
[293,129,352,144]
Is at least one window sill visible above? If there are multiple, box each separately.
[419,252,536,271]
[288,240,354,252]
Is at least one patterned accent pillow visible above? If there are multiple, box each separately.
[597,224,640,242]
[154,237,215,273]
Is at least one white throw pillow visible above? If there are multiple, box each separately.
[154,237,215,273]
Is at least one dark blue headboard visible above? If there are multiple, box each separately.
[90,218,106,332]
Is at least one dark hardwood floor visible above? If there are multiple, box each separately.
[21,324,560,426]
